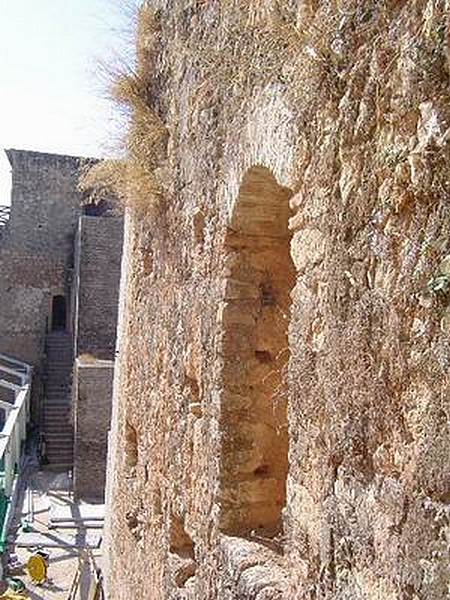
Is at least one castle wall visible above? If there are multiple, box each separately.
[73,215,124,360]
[71,215,123,496]
[5,150,81,259]
[104,2,450,599]
[73,359,114,500]
[0,150,84,410]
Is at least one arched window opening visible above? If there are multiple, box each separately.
[218,166,295,540]
[51,295,67,331]
[83,198,111,216]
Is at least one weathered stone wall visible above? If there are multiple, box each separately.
[73,359,114,500]
[70,216,123,497]
[5,150,82,259]
[105,1,450,599]
[73,216,124,360]
[0,150,85,408]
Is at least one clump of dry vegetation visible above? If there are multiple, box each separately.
[80,3,165,216]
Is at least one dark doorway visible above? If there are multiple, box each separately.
[51,296,67,331]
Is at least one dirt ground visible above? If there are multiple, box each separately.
[6,470,103,600]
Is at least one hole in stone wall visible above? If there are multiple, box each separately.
[255,350,273,363]
[125,500,144,541]
[169,514,196,588]
[218,166,295,541]
[186,374,202,418]
[169,515,194,554]
[124,420,138,471]
[192,209,205,246]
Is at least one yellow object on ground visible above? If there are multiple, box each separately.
[0,592,30,599]
[26,554,47,584]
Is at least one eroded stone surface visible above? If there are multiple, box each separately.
[104,1,450,598]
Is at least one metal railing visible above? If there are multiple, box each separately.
[0,354,32,554]
[0,206,10,225]
[66,548,104,600]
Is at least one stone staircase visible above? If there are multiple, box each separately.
[42,331,74,470]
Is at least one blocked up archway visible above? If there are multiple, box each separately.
[218,166,295,537]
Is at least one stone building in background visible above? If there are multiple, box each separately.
[0,149,123,498]
[104,1,450,599]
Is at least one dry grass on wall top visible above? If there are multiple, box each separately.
[79,3,167,217]
[78,158,162,217]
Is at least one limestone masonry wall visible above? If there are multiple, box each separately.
[73,359,114,500]
[104,1,450,599]
[0,150,85,408]
[74,215,124,360]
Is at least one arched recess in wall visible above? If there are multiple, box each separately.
[218,165,295,538]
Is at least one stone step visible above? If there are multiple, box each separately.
[46,371,72,376]
[45,432,73,440]
[44,423,73,431]
[46,458,74,468]
[43,410,71,417]
[44,430,73,438]
[44,422,72,429]
[43,414,72,421]
[46,456,74,463]
[44,417,72,424]
[44,400,71,407]
[45,463,73,472]
[46,359,71,364]
[45,445,73,462]
[45,439,73,447]
[43,333,74,470]
[46,449,74,459]
[45,439,74,447]
[46,336,72,344]
[44,398,71,403]
[46,359,73,365]
[46,444,73,451]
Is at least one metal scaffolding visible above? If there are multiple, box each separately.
[0,355,32,558]
[0,206,10,227]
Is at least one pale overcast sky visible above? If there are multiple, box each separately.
[0,0,136,204]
